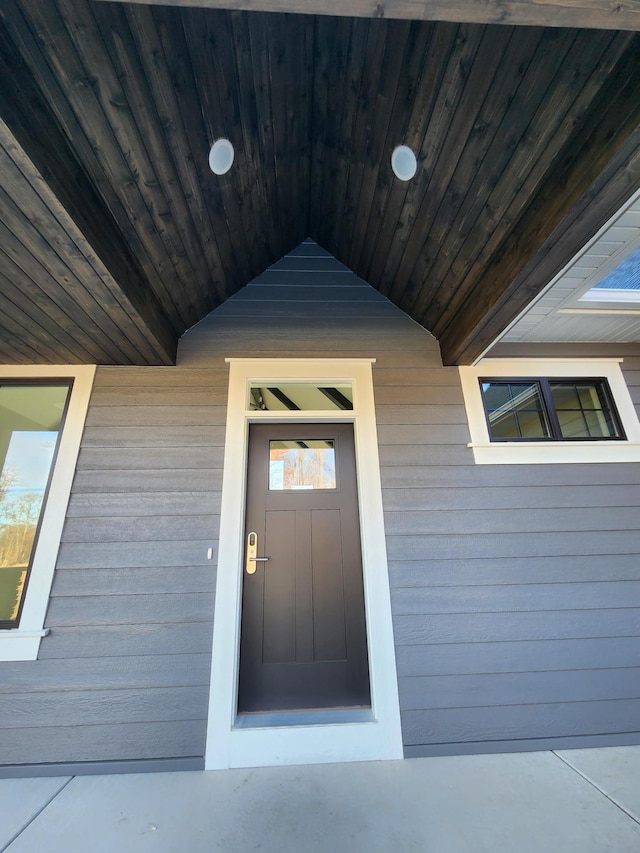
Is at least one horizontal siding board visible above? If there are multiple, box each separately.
[80,426,226,447]
[0,686,209,728]
[396,637,640,677]
[178,347,442,367]
[85,405,227,427]
[386,531,640,561]
[391,582,640,615]
[38,624,213,659]
[46,593,214,627]
[384,506,640,535]
[399,668,640,711]
[376,404,473,422]
[377,425,470,444]
[213,300,401,317]
[76,447,224,470]
[402,700,640,746]
[0,721,207,764]
[373,387,465,406]
[248,270,365,286]
[382,485,640,511]
[0,654,210,693]
[380,463,640,489]
[88,386,228,406]
[373,368,460,386]
[71,469,217,493]
[51,567,215,596]
[231,285,385,301]
[56,541,214,569]
[393,609,640,645]
[94,367,229,386]
[379,445,474,467]
[388,554,640,586]
[66,492,221,518]
[61,514,219,543]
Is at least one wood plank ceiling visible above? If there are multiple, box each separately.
[1,0,639,365]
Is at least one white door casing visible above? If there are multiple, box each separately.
[205,359,403,769]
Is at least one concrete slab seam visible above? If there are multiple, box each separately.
[1,777,74,853]
[552,751,640,828]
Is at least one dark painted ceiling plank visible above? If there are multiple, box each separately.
[51,0,202,328]
[247,12,286,262]
[449,130,640,364]
[1,143,156,364]
[382,23,486,304]
[438,45,640,364]
[125,4,230,309]
[406,25,574,325]
[392,24,515,313]
[96,0,640,33]
[0,214,124,364]
[268,11,307,261]
[429,30,637,342]
[152,4,242,302]
[0,0,186,341]
[95,2,212,317]
[228,10,275,275]
[317,17,367,254]
[186,6,266,280]
[412,27,571,328]
[354,20,431,278]
[348,18,412,273]
[362,21,450,291]
[337,19,388,264]
[206,10,265,281]
[0,5,179,363]
[0,276,82,364]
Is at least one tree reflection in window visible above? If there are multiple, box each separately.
[0,384,71,626]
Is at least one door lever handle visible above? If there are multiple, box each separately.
[246,531,270,574]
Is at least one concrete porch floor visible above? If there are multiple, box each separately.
[1,748,639,852]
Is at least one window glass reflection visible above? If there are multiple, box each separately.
[0,384,71,625]
[269,440,336,490]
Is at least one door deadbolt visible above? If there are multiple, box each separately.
[246,531,269,574]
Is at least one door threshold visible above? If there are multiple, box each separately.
[234,708,374,729]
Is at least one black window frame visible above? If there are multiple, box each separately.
[479,377,626,443]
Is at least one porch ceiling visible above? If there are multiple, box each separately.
[1,0,639,365]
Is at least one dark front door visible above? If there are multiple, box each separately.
[237,423,370,714]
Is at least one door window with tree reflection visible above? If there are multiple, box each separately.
[0,383,71,626]
[269,440,337,490]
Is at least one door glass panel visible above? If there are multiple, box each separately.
[250,384,353,411]
[269,440,336,490]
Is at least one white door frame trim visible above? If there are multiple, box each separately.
[205,358,403,769]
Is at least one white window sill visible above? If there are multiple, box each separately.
[468,441,640,465]
[0,629,49,661]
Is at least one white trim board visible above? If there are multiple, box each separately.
[205,359,403,769]
[0,365,96,660]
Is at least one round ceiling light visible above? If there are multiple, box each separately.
[391,145,417,181]
[209,138,234,175]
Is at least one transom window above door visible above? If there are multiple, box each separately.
[249,383,353,411]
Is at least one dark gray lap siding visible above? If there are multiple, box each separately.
[0,245,638,767]
[391,343,640,756]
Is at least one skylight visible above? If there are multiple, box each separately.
[580,246,640,303]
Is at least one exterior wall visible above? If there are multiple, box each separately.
[1,242,639,769]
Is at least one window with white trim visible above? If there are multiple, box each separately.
[459,359,640,464]
[0,366,95,660]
